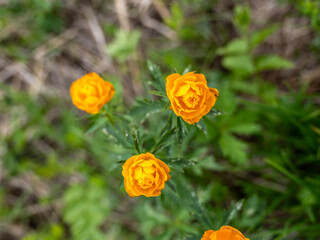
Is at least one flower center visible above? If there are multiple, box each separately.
[81,83,98,96]
[137,173,155,188]
[182,90,199,108]
[133,161,157,189]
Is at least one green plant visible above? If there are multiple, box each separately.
[1,1,320,240]
[63,177,110,240]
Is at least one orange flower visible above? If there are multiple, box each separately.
[201,226,250,240]
[166,72,218,124]
[122,152,171,197]
[70,72,115,114]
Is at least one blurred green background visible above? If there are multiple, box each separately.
[0,0,320,239]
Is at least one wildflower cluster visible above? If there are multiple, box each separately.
[70,67,249,239]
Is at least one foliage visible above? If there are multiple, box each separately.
[1,1,320,240]
[107,30,141,63]
[0,0,64,60]
[63,178,110,240]
[290,0,320,32]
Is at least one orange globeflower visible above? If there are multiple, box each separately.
[122,152,171,197]
[166,72,218,124]
[70,72,115,114]
[201,226,250,240]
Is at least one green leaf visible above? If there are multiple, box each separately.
[176,116,183,145]
[150,127,176,154]
[231,79,259,95]
[171,176,212,228]
[183,65,192,74]
[102,124,132,148]
[162,101,171,112]
[301,109,320,121]
[164,157,197,168]
[255,55,294,71]
[175,116,189,147]
[229,123,261,135]
[131,127,141,154]
[63,179,109,240]
[165,2,183,30]
[149,90,167,98]
[311,125,320,136]
[222,199,244,225]
[85,117,108,135]
[234,5,251,33]
[208,109,224,117]
[127,99,165,123]
[196,119,208,136]
[147,60,165,91]
[298,187,316,207]
[106,30,141,62]
[219,133,248,165]
[217,39,248,55]
[222,55,255,75]
[116,160,126,164]
[250,24,279,49]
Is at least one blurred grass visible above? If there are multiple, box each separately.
[0,0,320,240]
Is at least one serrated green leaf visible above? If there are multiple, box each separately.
[162,101,171,112]
[164,157,197,168]
[63,180,109,240]
[151,141,173,155]
[176,116,183,145]
[131,127,141,154]
[147,60,165,91]
[196,119,208,136]
[172,176,212,228]
[150,127,176,154]
[222,199,245,225]
[219,133,248,165]
[106,30,141,62]
[127,99,165,123]
[149,90,167,98]
[102,124,132,148]
[147,60,162,81]
[208,109,224,117]
[84,117,108,135]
